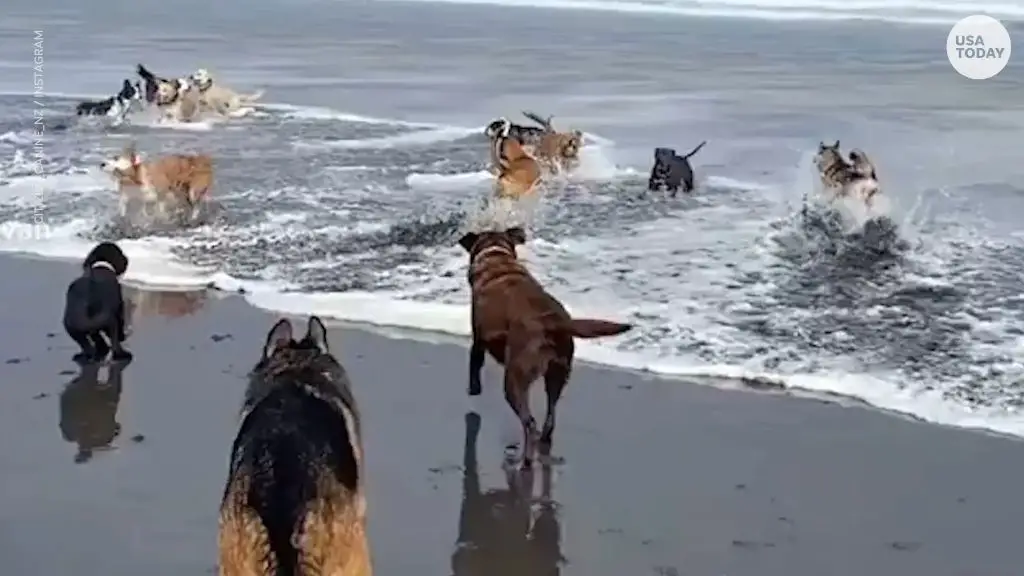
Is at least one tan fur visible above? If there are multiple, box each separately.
[219,475,276,576]
[492,136,542,200]
[531,130,583,174]
[155,81,202,123]
[199,83,264,116]
[295,475,372,576]
[103,143,213,219]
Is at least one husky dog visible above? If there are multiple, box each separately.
[62,242,131,364]
[219,316,372,576]
[648,141,706,195]
[814,140,880,205]
[74,79,143,125]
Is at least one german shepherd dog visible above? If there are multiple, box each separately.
[814,140,880,205]
[458,228,633,466]
[219,316,371,576]
[63,242,131,364]
[490,126,543,200]
[452,412,563,576]
[648,141,706,195]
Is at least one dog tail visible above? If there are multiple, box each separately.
[682,140,707,159]
[136,64,156,82]
[240,90,264,103]
[522,110,553,131]
[568,318,633,339]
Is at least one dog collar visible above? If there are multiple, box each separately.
[197,79,212,93]
[473,245,514,262]
[92,261,116,272]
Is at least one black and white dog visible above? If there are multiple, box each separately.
[484,110,553,147]
[648,141,707,195]
[75,79,143,124]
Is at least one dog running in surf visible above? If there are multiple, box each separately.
[484,110,554,148]
[458,227,633,466]
[189,68,264,117]
[648,141,706,195]
[814,140,880,205]
[219,316,372,576]
[63,241,131,365]
[136,64,202,122]
[490,124,543,200]
[486,112,584,175]
[100,142,214,222]
[75,79,143,125]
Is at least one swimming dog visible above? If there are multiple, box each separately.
[490,125,543,200]
[63,241,131,364]
[814,140,880,205]
[74,79,143,124]
[100,142,214,220]
[648,142,706,195]
[484,110,553,148]
[219,316,371,576]
[458,227,633,466]
[190,68,264,117]
[137,64,201,122]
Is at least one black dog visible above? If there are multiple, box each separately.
[63,242,131,364]
[648,141,707,195]
[484,110,553,147]
[59,359,130,464]
[75,79,143,122]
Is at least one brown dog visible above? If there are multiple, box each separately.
[490,133,542,200]
[458,227,633,466]
[219,316,371,576]
[100,143,213,220]
[531,130,583,174]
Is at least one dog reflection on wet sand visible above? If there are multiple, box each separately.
[124,286,209,321]
[59,359,132,464]
[452,412,564,576]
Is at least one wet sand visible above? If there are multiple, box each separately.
[1,253,1022,576]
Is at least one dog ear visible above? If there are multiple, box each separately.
[833,140,840,149]
[263,318,293,359]
[507,227,527,245]
[818,141,826,151]
[305,316,330,355]
[458,232,478,253]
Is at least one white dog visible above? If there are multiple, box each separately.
[190,68,264,117]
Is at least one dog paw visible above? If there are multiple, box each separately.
[72,352,93,365]
[111,350,133,362]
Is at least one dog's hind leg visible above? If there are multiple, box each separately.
[504,359,541,468]
[67,328,96,364]
[539,353,571,451]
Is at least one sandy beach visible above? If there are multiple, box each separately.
[0,253,1019,576]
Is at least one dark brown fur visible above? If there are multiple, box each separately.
[458,228,633,466]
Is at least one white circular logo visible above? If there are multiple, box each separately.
[947,15,1012,80]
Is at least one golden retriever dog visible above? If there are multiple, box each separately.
[490,129,542,200]
[814,140,881,206]
[219,316,371,576]
[190,68,264,117]
[99,143,213,220]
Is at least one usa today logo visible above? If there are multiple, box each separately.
[947,15,1011,80]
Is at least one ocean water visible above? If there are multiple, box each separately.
[1,0,1023,436]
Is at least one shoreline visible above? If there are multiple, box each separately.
[12,250,1021,444]
[2,252,1024,575]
